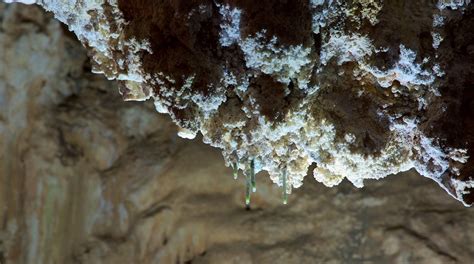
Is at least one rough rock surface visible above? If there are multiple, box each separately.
[9,0,474,206]
[1,3,474,264]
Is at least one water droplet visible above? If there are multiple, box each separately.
[281,168,288,205]
[245,170,251,207]
[232,162,238,180]
[250,159,256,193]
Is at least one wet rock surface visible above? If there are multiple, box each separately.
[1,3,474,264]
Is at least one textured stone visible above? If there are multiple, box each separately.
[10,0,474,206]
[1,3,474,264]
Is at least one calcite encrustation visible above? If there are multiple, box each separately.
[8,0,474,206]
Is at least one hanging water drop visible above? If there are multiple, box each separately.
[245,168,251,208]
[232,162,238,180]
[281,168,288,205]
[250,159,256,192]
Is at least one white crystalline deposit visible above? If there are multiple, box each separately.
[363,45,436,89]
[218,4,241,47]
[4,0,36,4]
[218,4,314,86]
[9,0,472,205]
[26,0,153,101]
[437,0,472,10]
[320,31,374,66]
[240,33,313,85]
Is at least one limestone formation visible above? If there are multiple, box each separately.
[4,0,474,207]
[2,3,474,263]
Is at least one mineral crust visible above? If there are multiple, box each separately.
[6,0,474,206]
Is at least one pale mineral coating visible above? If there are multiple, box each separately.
[4,0,474,206]
[3,4,474,264]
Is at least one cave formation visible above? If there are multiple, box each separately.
[6,0,474,206]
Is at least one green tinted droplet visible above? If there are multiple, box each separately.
[245,170,251,207]
[232,162,238,180]
[281,169,288,205]
[250,159,256,192]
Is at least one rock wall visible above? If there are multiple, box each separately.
[1,3,474,264]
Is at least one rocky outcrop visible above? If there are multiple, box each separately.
[8,0,472,206]
[2,3,474,264]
